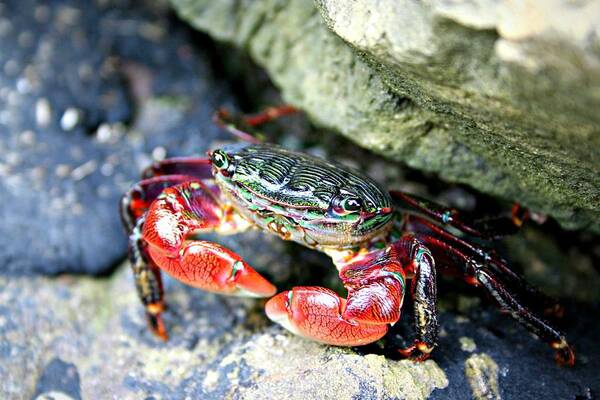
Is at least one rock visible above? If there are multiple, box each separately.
[0,0,230,275]
[1,260,598,399]
[169,0,600,233]
[33,358,82,400]
[1,1,599,399]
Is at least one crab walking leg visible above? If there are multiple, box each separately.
[128,217,168,338]
[141,157,213,180]
[394,236,438,361]
[478,270,575,366]
[406,214,565,320]
[391,191,528,240]
[239,105,298,126]
[266,238,438,351]
[416,234,575,366]
[121,175,197,339]
[142,181,277,298]
[213,105,298,143]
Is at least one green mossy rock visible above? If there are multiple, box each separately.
[170,0,600,232]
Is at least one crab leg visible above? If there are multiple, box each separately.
[121,175,196,231]
[213,105,298,143]
[405,214,564,319]
[392,191,528,240]
[415,233,575,366]
[395,236,438,360]
[265,237,436,354]
[141,157,213,180]
[239,105,298,126]
[121,175,196,339]
[122,162,276,339]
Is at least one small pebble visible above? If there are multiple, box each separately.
[60,107,82,131]
[35,98,52,127]
[0,18,11,37]
[55,164,71,178]
[70,160,97,181]
[100,162,114,177]
[18,31,34,48]
[96,123,124,144]
[18,130,35,146]
[459,336,477,353]
[4,59,19,76]
[152,146,167,161]
[16,78,31,94]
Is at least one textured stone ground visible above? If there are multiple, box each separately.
[2,258,599,399]
[0,1,599,399]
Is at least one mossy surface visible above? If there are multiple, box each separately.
[170,0,600,232]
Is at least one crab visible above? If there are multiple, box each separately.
[120,106,574,366]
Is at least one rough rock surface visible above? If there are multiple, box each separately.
[1,258,598,399]
[170,0,600,233]
[0,0,231,274]
[1,1,599,399]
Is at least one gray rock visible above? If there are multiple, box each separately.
[0,0,229,275]
[33,358,82,400]
[169,0,600,233]
[1,257,598,399]
[0,1,598,399]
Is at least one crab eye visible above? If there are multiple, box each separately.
[331,195,363,215]
[211,150,230,170]
[341,197,362,213]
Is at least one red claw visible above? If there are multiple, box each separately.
[265,287,388,346]
[148,241,276,298]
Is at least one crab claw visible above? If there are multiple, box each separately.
[265,286,388,346]
[148,241,276,298]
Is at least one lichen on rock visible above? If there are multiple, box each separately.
[464,353,501,400]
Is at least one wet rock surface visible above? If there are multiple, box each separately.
[0,0,599,399]
[0,0,229,274]
[170,0,600,233]
[1,262,599,399]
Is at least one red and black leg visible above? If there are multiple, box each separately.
[120,174,197,339]
[121,156,216,339]
[120,175,204,340]
[393,236,438,361]
[213,105,298,143]
[404,214,564,320]
[412,232,575,366]
[391,191,529,240]
[141,157,213,180]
